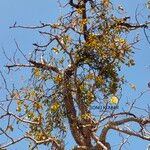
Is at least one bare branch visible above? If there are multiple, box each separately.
[111,126,150,141]
[100,116,150,142]
[9,22,51,29]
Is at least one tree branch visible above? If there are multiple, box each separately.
[100,116,150,143]
[29,60,61,74]
[111,126,150,141]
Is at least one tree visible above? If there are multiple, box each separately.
[0,0,150,149]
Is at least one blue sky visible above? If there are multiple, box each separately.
[0,0,150,150]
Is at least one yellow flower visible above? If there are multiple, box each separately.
[110,96,119,104]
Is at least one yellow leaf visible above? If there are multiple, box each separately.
[27,111,34,119]
[30,90,36,97]
[130,83,136,91]
[96,76,105,85]
[16,100,21,105]
[76,8,85,14]
[79,84,85,91]
[6,125,13,132]
[11,91,20,99]
[51,102,60,112]
[85,73,94,80]
[16,106,21,112]
[54,75,63,84]
[86,91,94,102]
[36,132,45,141]
[33,102,43,109]
[33,68,41,78]
[110,96,119,104]
[81,113,91,120]
[102,0,110,8]
[63,35,71,44]
[52,47,59,54]
[51,23,60,28]
[59,58,64,64]
[33,116,42,124]
[80,18,88,25]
